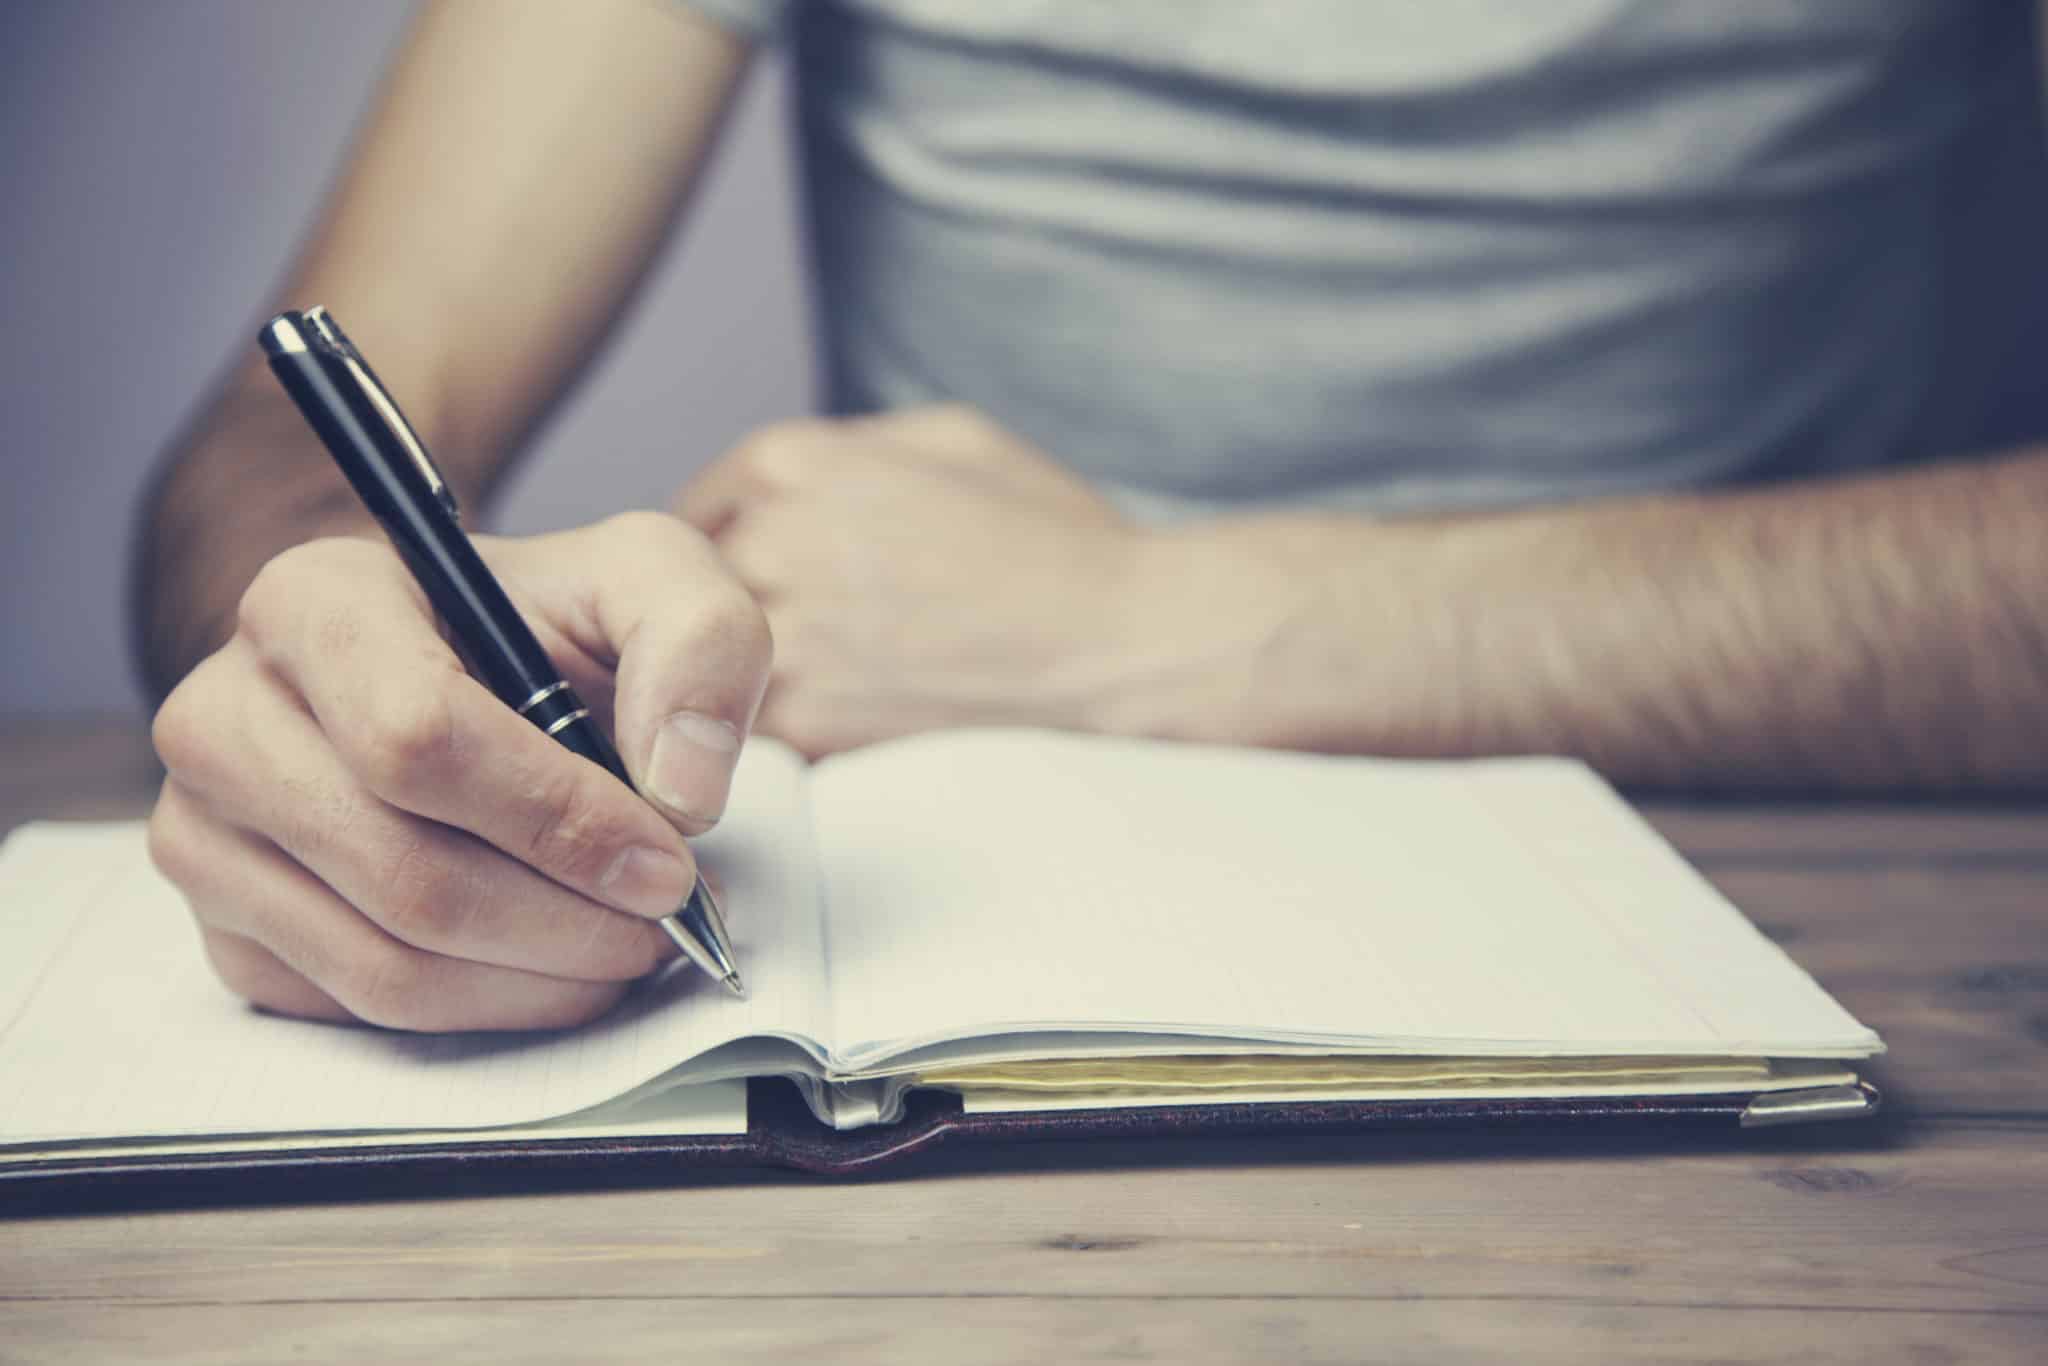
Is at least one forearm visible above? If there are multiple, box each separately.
[130,0,748,704]
[131,373,381,704]
[1106,450,2048,793]
[290,0,748,463]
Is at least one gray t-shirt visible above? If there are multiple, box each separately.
[686,0,2048,517]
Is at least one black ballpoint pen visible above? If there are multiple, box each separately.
[258,306,745,999]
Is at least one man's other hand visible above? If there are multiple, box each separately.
[678,406,1151,758]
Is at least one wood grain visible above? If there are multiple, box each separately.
[1646,803,2048,863]
[3,1300,2044,1366]
[5,1125,2045,1312]
[1702,866,2048,1117]
[0,715,159,836]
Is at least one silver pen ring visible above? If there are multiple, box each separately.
[542,707,592,737]
[515,680,570,716]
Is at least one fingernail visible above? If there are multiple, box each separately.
[599,845,696,918]
[647,711,742,824]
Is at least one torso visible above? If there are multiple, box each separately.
[775,0,2048,516]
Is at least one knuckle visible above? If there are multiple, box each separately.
[334,943,434,1031]
[239,538,392,657]
[735,421,821,481]
[306,600,365,665]
[201,935,264,1003]
[601,508,682,552]
[150,678,208,775]
[145,789,201,889]
[522,767,620,887]
[151,647,251,778]
[234,557,291,643]
[353,672,466,797]
[716,518,788,594]
[237,539,331,640]
[373,835,468,947]
[200,934,290,1012]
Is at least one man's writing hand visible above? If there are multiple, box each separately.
[148,512,771,1031]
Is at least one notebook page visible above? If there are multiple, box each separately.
[807,730,1878,1069]
[2,1079,752,1160]
[1454,762,1880,1052]
[0,739,823,1144]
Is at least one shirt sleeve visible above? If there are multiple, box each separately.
[673,0,796,42]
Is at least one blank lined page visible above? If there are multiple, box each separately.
[807,730,1879,1068]
[0,739,822,1145]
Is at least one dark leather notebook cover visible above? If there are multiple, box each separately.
[0,1077,1879,1213]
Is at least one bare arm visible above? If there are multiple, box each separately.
[1127,20,2048,794]
[1110,448,2048,794]
[136,1,776,1032]
[675,408,2047,795]
[668,7,2048,794]
[133,0,749,701]
[1130,6,2032,791]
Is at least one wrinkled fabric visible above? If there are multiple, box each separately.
[684,0,2048,517]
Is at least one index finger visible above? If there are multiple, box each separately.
[239,537,708,923]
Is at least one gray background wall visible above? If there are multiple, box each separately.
[1,1,812,717]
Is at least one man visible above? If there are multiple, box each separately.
[136,1,2048,1032]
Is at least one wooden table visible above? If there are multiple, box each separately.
[2,718,2045,1363]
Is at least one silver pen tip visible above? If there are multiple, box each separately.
[721,971,748,1001]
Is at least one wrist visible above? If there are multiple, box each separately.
[1075,515,1342,747]
[1077,513,1470,755]
[133,388,381,703]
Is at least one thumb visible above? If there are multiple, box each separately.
[488,512,773,835]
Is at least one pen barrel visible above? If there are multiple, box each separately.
[263,308,740,995]
[525,693,634,789]
[263,346,562,710]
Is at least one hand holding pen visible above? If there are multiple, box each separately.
[144,308,771,1030]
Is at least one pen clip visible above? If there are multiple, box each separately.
[300,307,460,521]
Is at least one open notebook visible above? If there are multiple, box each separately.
[0,729,1881,1183]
